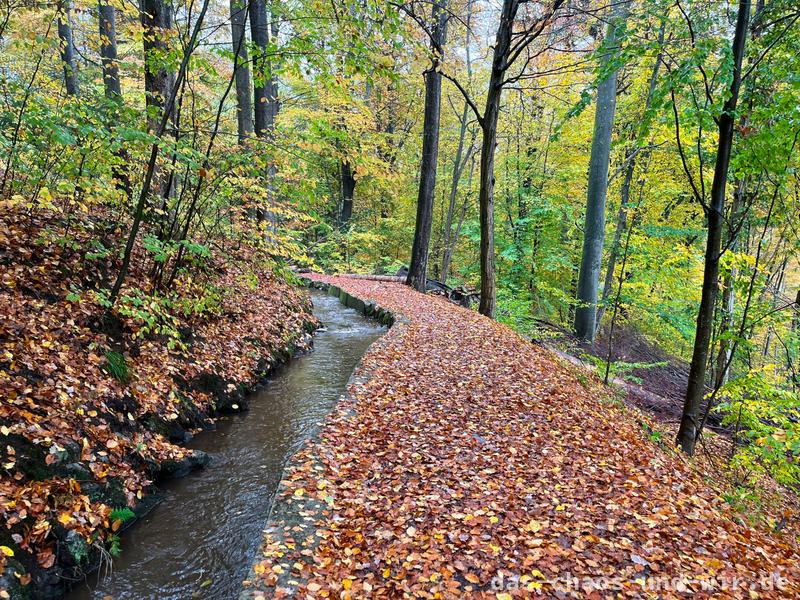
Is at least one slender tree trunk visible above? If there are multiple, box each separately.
[230,0,254,144]
[677,0,751,456]
[110,0,212,305]
[476,0,521,318]
[265,14,280,132]
[478,90,499,318]
[407,1,447,291]
[441,123,474,283]
[713,180,745,389]
[574,0,630,341]
[251,2,280,228]
[440,0,473,284]
[57,0,78,96]
[596,149,634,329]
[596,30,663,330]
[441,152,475,283]
[339,161,355,227]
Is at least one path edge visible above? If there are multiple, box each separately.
[239,277,407,599]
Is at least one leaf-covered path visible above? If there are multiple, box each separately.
[243,276,800,598]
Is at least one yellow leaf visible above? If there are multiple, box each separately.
[0,545,13,557]
[342,578,353,590]
[526,581,543,591]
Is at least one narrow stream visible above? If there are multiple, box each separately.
[69,292,385,600]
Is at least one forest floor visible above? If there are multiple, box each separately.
[243,275,800,599]
[0,207,316,598]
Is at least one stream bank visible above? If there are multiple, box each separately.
[0,265,317,599]
[66,292,385,599]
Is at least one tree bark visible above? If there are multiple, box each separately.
[230,0,254,144]
[407,0,447,292]
[339,161,355,227]
[475,0,520,318]
[140,0,174,132]
[440,0,474,284]
[57,0,78,96]
[99,3,131,198]
[677,0,751,456]
[574,0,629,341]
[98,3,120,99]
[251,0,269,135]
[596,28,663,330]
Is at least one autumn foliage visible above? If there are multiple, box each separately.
[244,276,800,599]
[0,205,315,591]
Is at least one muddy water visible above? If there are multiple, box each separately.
[69,292,384,600]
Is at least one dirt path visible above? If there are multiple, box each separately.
[242,276,799,599]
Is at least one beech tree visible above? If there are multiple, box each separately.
[56,0,78,96]
[140,0,174,131]
[230,0,254,144]
[574,0,630,342]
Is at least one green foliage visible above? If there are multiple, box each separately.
[109,507,135,524]
[107,534,122,558]
[583,355,668,385]
[717,366,800,487]
[103,351,129,384]
[117,291,182,346]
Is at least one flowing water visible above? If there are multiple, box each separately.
[68,292,385,600]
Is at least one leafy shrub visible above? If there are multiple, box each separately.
[717,366,800,487]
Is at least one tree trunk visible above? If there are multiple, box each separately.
[140,0,174,132]
[98,4,120,99]
[713,180,745,389]
[407,1,447,292]
[230,0,254,145]
[441,153,475,283]
[476,0,522,319]
[251,3,280,227]
[110,0,212,305]
[57,0,78,96]
[339,161,355,227]
[574,0,629,341]
[99,3,130,197]
[251,0,269,135]
[265,15,280,133]
[440,119,474,283]
[440,0,473,284]
[677,0,751,456]
[596,26,663,332]
[596,148,634,329]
